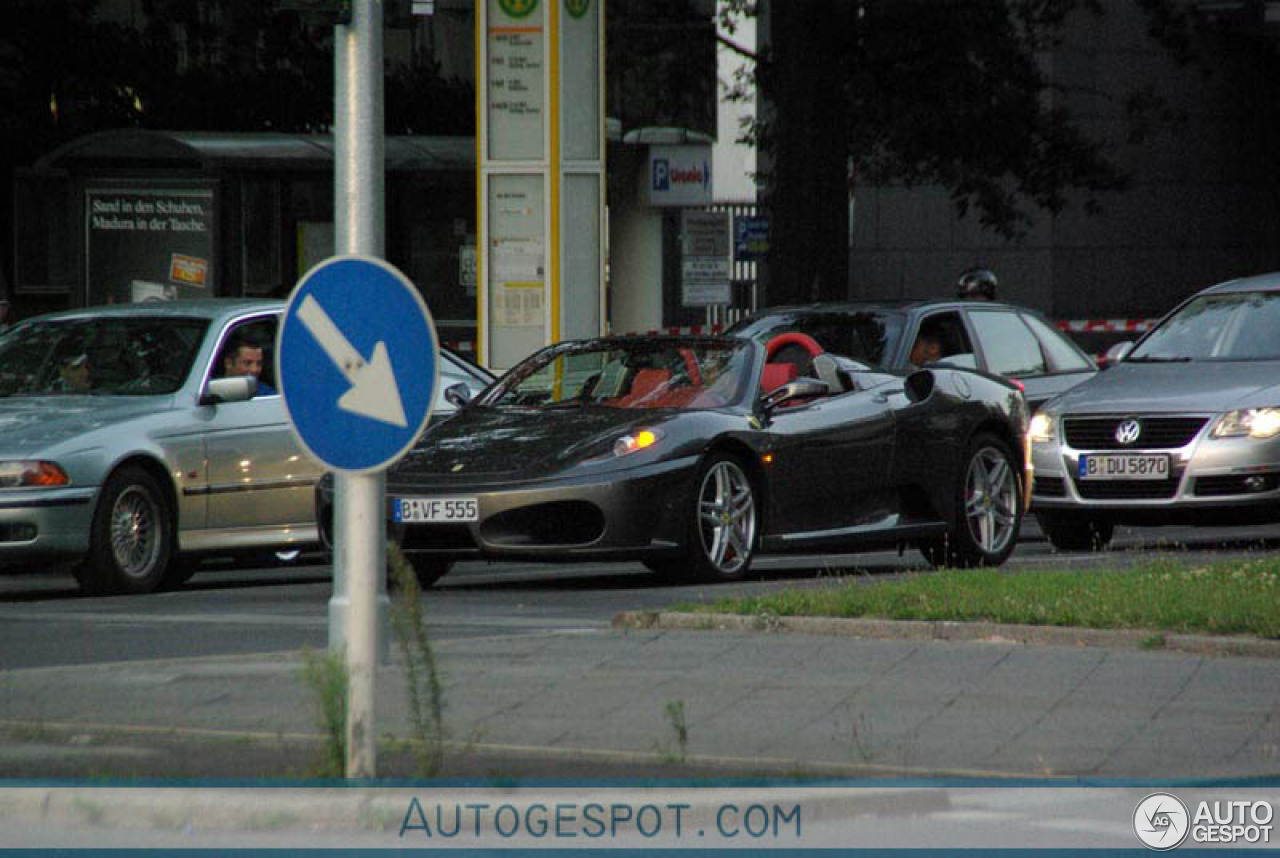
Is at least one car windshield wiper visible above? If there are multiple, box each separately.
[1124,355,1192,363]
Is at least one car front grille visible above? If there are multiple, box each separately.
[1072,475,1181,500]
[399,523,477,551]
[1063,416,1208,450]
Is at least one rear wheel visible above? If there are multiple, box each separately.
[78,466,174,595]
[680,453,758,583]
[920,433,1022,568]
[1036,511,1114,552]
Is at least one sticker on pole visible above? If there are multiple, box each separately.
[277,255,438,473]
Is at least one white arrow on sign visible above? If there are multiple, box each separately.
[297,294,408,428]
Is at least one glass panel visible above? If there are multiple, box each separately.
[1131,292,1280,361]
[968,310,1048,377]
[13,175,75,290]
[0,316,209,396]
[1021,313,1093,372]
[242,179,281,295]
[486,339,752,411]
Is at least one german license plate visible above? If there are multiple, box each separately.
[1078,454,1169,480]
[393,497,479,523]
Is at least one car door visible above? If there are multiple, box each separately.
[762,386,897,539]
[1017,311,1097,405]
[965,308,1084,412]
[201,314,322,537]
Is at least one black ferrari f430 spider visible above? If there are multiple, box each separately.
[316,333,1031,586]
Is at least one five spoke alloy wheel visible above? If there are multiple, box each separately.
[691,453,757,581]
[921,432,1023,569]
[962,444,1020,557]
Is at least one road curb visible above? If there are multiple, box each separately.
[612,611,1280,658]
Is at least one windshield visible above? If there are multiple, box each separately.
[0,316,210,396]
[726,309,905,368]
[481,339,753,411]
[1128,291,1280,362]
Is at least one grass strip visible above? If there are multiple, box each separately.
[679,557,1280,638]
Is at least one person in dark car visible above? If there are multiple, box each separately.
[909,322,945,367]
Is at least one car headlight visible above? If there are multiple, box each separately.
[613,428,665,458]
[1211,408,1280,439]
[0,461,70,488]
[1028,412,1056,443]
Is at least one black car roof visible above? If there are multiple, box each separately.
[741,298,1034,314]
[732,298,1057,324]
[1199,271,1280,295]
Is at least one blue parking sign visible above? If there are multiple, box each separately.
[277,255,438,473]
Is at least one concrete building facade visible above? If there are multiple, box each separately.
[845,2,1280,320]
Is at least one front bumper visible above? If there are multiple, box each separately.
[1030,413,1280,524]
[0,486,97,566]
[317,457,700,563]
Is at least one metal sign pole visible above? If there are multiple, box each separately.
[332,0,385,779]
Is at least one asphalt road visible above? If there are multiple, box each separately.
[2,522,1278,671]
[1,522,1277,783]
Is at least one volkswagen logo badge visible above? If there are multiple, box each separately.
[1115,418,1142,445]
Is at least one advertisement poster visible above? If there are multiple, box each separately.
[85,185,216,305]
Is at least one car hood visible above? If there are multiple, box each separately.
[0,396,171,454]
[1047,361,1280,414]
[393,405,669,480]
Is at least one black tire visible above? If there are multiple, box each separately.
[160,556,200,590]
[677,452,759,583]
[641,558,685,581]
[403,557,453,590]
[79,465,174,595]
[1035,511,1114,552]
[919,432,1023,569]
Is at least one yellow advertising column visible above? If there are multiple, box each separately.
[478,0,605,369]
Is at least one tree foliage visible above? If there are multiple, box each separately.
[719,0,1278,304]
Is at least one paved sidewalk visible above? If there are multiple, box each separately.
[2,615,1278,782]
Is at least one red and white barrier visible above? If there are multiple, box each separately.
[1054,318,1159,334]
[619,325,727,337]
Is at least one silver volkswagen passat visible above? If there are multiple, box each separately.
[1029,272,1280,550]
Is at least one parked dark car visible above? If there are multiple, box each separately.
[316,334,1031,586]
[1030,271,1280,550]
[728,299,1096,411]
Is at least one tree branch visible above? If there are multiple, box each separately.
[716,33,757,63]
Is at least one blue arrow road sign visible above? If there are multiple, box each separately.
[277,255,439,473]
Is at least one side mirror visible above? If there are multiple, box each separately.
[760,378,828,412]
[444,381,472,408]
[1102,341,1133,368]
[201,375,257,405]
[903,369,935,404]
